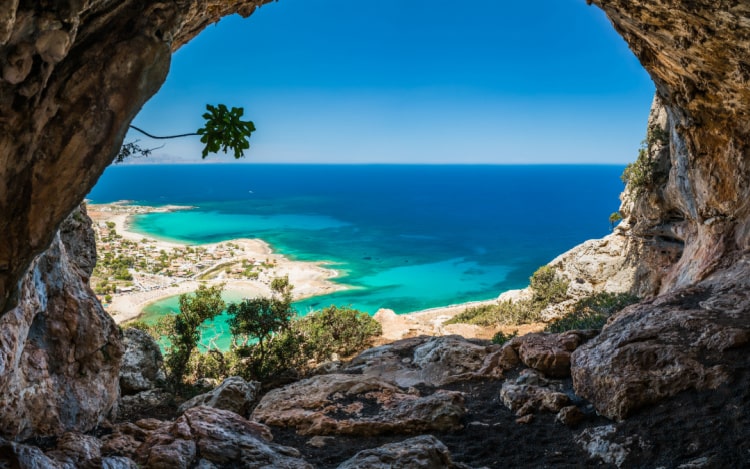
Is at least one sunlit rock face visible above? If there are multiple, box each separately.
[0,205,122,440]
[591,0,750,292]
[572,0,750,419]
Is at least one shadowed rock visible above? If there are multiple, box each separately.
[177,376,260,417]
[336,435,472,469]
[120,328,166,395]
[135,406,311,468]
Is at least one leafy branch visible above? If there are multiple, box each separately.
[116,104,255,162]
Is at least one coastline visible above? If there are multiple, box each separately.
[87,201,531,340]
[87,202,347,324]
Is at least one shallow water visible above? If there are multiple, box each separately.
[89,164,624,349]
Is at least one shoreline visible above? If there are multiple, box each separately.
[88,201,519,340]
[88,202,348,324]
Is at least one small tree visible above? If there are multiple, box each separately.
[227,276,295,378]
[296,306,382,362]
[161,284,225,389]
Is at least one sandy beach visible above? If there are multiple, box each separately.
[88,201,526,339]
[88,202,346,324]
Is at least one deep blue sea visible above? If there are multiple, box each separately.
[88,164,623,347]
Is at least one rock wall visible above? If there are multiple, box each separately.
[590,0,750,293]
[0,205,122,440]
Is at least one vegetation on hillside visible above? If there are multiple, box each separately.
[621,125,670,195]
[445,265,570,327]
[545,291,639,333]
[132,276,381,394]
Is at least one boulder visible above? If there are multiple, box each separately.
[46,432,102,468]
[101,457,139,469]
[571,284,749,420]
[251,373,465,436]
[500,370,570,416]
[507,330,596,378]
[177,376,260,417]
[135,406,311,468]
[347,335,503,388]
[120,328,166,395]
[0,437,62,468]
[119,389,173,418]
[336,435,469,469]
[575,425,643,468]
[556,405,585,427]
[102,419,163,460]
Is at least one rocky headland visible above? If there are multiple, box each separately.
[0,0,749,467]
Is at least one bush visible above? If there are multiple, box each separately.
[122,319,155,335]
[621,125,669,195]
[446,301,539,327]
[188,349,228,382]
[545,292,639,333]
[491,329,518,345]
[228,305,382,382]
[529,265,569,306]
[296,306,382,362]
[446,265,569,327]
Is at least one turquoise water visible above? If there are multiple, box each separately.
[88,164,624,347]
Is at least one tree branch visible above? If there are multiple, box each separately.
[129,125,199,140]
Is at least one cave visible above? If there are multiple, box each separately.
[0,0,749,466]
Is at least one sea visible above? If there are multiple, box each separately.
[88,164,624,350]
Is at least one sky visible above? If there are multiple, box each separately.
[125,0,656,164]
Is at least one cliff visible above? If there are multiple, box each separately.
[0,0,747,462]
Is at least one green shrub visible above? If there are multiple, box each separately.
[227,305,381,382]
[545,292,639,333]
[529,265,569,306]
[122,319,155,335]
[188,349,228,382]
[621,125,669,195]
[296,306,382,362]
[491,329,518,345]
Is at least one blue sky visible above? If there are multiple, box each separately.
[127,0,655,164]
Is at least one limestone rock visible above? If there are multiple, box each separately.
[102,419,163,460]
[120,328,166,395]
[101,457,139,469]
[336,435,468,469]
[121,388,173,410]
[571,282,749,420]
[556,405,585,427]
[0,437,62,468]
[46,432,102,468]
[347,335,502,388]
[500,370,570,416]
[251,373,465,436]
[177,376,260,417]
[0,209,122,440]
[507,331,595,378]
[575,425,643,468]
[135,406,311,468]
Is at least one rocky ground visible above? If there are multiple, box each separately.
[5,328,747,468]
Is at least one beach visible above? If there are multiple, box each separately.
[88,201,543,339]
[87,202,346,324]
